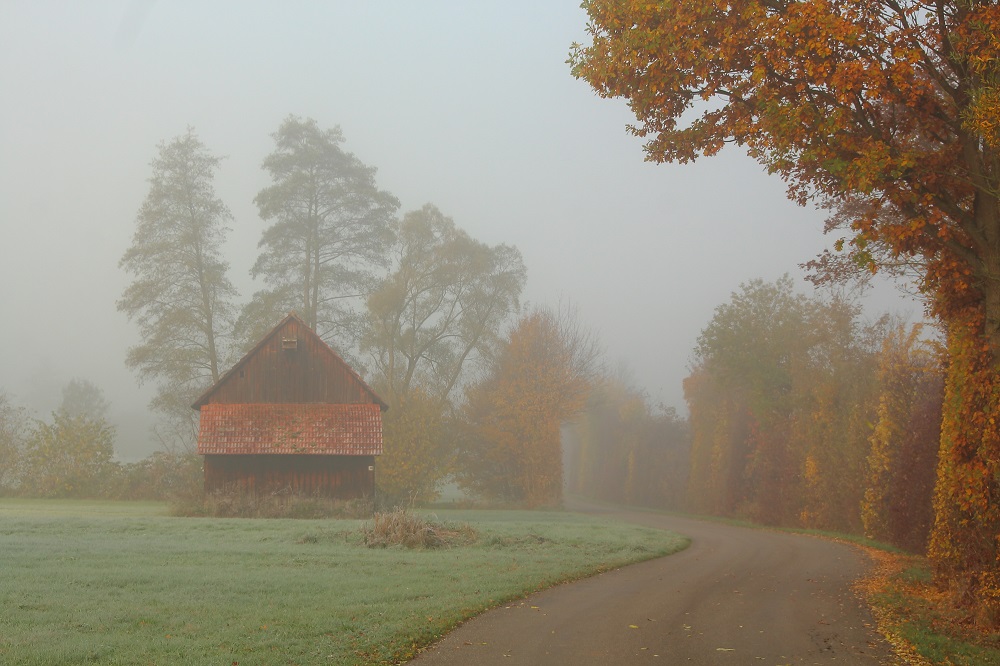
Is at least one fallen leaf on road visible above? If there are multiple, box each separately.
[716,647,735,651]
[629,624,639,629]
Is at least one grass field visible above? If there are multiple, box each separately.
[0,499,687,665]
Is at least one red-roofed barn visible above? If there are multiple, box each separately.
[192,313,387,498]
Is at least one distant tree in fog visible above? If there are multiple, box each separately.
[241,115,398,352]
[59,378,110,420]
[119,129,238,424]
[19,409,118,498]
[0,391,30,493]
[685,277,889,531]
[363,205,526,504]
[363,204,527,408]
[565,377,689,509]
[459,305,600,507]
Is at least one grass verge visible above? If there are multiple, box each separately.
[855,549,1000,665]
[0,499,687,665]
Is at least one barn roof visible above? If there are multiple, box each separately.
[197,403,383,455]
[192,312,387,410]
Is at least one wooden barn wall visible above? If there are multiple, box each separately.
[204,455,375,499]
[205,318,377,406]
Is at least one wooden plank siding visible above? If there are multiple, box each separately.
[204,454,375,498]
[192,313,387,501]
[195,316,385,408]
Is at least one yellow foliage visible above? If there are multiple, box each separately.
[376,389,451,507]
[459,308,595,507]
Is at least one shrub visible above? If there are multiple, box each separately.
[121,451,203,501]
[170,483,373,519]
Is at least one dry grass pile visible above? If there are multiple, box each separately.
[363,508,478,549]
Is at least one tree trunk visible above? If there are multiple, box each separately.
[983,248,1000,364]
[929,296,1000,626]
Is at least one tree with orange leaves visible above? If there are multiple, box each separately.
[458,306,600,507]
[572,0,1000,622]
[863,324,943,553]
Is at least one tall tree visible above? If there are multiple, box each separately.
[459,305,600,507]
[59,378,110,421]
[363,204,527,408]
[119,129,237,423]
[363,205,526,503]
[571,0,1000,620]
[790,297,886,533]
[685,277,885,529]
[863,324,944,553]
[246,115,398,349]
[687,277,812,524]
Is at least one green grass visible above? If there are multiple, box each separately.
[0,499,687,665]
[867,559,1000,666]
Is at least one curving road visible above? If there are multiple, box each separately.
[409,503,892,665]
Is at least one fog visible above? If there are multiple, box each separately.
[0,1,920,460]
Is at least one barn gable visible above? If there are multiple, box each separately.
[191,313,386,499]
[192,313,387,410]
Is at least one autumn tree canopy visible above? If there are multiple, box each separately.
[459,306,600,507]
[571,0,1000,621]
[570,1,997,310]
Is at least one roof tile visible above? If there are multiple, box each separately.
[197,403,383,455]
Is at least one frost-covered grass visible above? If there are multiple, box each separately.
[0,499,687,665]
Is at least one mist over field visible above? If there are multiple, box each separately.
[7,2,1000,660]
[0,1,917,460]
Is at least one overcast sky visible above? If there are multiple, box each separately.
[0,1,921,459]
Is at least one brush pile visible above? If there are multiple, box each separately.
[363,508,477,549]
